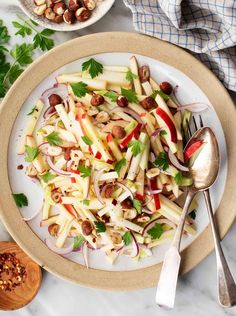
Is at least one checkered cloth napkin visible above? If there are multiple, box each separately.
[124,0,236,91]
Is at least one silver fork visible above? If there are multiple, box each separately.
[186,115,236,307]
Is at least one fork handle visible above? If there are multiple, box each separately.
[204,190,236,307]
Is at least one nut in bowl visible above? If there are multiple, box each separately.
[18,0,115,31]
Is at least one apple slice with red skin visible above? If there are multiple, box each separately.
[184,140,204,160]
[119,123,142,149]
[150,179,161,211]
[156,108,177,143]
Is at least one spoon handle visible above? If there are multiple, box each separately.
[203,189,236,307]
[155,190,195,309]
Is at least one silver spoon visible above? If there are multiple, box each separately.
[156,127,236,308]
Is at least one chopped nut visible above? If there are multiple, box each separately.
[53,15,64,23]
[83,0,96,10]
[82,220,93,236]
[112,125,126,139]
[48,94,62,106]
[34,0,46,5]
[33,4,47,15]
[48,223,59,236]
[117,95,128,107]
[45,7,56,20]
[68,0,80,11]
[121,199,132,209]
[139,65,150,83]
[26,164,37,177]
[90,94,104,106]
[75,7,91,21]
[124,208,137,220]
[53,2,66,15]
[146,168,160,179]
[110,230,122,244]
[87,106,99,116]
[63,9,76,24]
[136,215,150,223]
[139,96,157,110]
[160,81,173,95]
[96,111,110,123]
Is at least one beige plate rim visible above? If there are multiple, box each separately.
[0,32,235,291]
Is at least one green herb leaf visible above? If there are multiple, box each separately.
[122,231,132,246]
[147,223,164,240]
[81,136,93,145]
[151,90,170,101]
[78,165,91,178]
[132,198,142,214]
[114,158,126,174]
[25,145,39,162]
[33,28,54,52]
[82,58,103,79]
[82,199,90,206]
[71,81,88,98]
[94,221,106,233]
[189,210,196,220]
[12,193,28,208]
[160,130,167,136]
[121,88,138,103]
[154,152,169,171]
[128,140,145,157]
[27,106,37,116]
[126,70,138,82]
[10,43,34,66]
[104,91,118,102]
[46,131,62,146]
[12,21,32,37]
[8,64,24,84]
[0,20,10,44]
[41,172,56,183]
[174,171,183,185]
[73,236,85,249]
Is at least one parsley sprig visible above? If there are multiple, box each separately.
[71,82,88,97]
[128,140,145,157]
[132,198,142,214]
[12,193,28,208]
[114,158,126,174]
[46,131,62,146]
[147,223,164,240]
[154,152,169,171]
[122,231,132,246]
[126,70,138,82]
[25,145,39,162]
[94,221,106,233]
[82,58,103,79]
[121,88,138,103]
[78,165,91,178]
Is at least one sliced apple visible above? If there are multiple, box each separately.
[129,56,142,95]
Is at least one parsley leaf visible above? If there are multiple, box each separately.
[154,152,169,171]
[10,43,34,66]
[147,223,164,240]
[0,20,10,44]
[151,90,170,101]
[94,221,106,233]
[78,165,91,178]
[12,193,28,207]
[25,145,39,162]
[41,172,56,183]
[174,171,183,185]
[82,58,103,79]
[83,199,90,206]
[71,81,88,97]
[189,210,196,220]
[132,198,142,214]
[33,31,54,51]
[126,70,138,82]
[128,140,145,157]
[27,106,36,116]
[104,91,118,102]
[12,21,32,37]
[121,88,138,103]
[160,130,167,136]
[114,158,126,174]
[46,131,62,146]
[122,231,132,246]
[81,136,93,145]
[8,64,24,84]
[73,236,85,250]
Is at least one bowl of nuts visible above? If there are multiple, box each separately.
[18,0,115,31]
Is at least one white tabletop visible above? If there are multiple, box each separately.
[0,1,236,315]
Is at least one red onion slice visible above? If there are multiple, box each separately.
[82,242,89,268]
[22,207,42,222]
[116,182,134,200]
[41,84,68,107]
[39,142,62,157]
[109,106,143,125]
[142,195,153,207]
[119,232,139,258]
[177,102,209,112]
[43,106,57,119]
[167,147,189,172]
[46,156,72,177]
[45,238,73,255]
[151,127,163,138]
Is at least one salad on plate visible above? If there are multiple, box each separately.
[15,56,207,267]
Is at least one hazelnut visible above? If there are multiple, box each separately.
[52,0,62,3]
[139,96,157,110]
[110,231,122,244]
[136,215,150,223]
[146,168,160,179]
[48,94,62,106]
[75,7,91,22]
[46,0,54,7]
[33,4,47,15]
[48,223,59,237]
[45,7,56,20]
[53,2,66,15]
[34,0,46,5]
[112,125,126,139]
[116,95,128,107]
[83,0,96,10]
[63,9,76,24]
[124,208,137,220]
[139,65,150,83]
[96,111,109,123]
[68,0,80,11]
[82,220,93,236]
[90,94,105,106]
[87,106,99,116]
[103,185,113,198]
[51,190,61,203]
[121,199,132,209]
[160,81,173,95]
[53,15,63,23]
[26,164,37,177]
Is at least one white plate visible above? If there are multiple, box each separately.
[8,52,227,271]
[18,0,115,31]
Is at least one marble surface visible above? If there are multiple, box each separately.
[0,1,236,315]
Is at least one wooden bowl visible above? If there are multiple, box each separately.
[0,242,41,311]
[0,33,235,290]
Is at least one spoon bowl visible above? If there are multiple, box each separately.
[0,241,41,311]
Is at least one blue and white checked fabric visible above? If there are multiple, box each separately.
[124,0,236,91]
